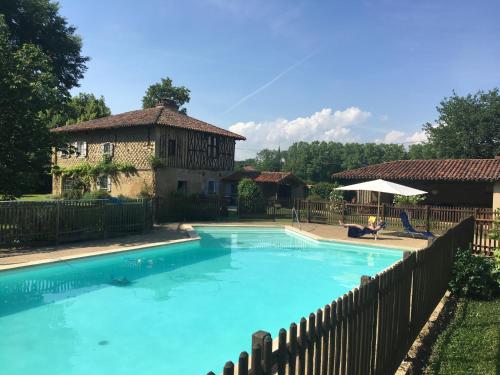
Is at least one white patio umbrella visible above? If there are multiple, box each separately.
[335,179,427,220]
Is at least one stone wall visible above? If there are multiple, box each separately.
[53,127,154,196]
[155,168,231,198]
[54,126,154,170]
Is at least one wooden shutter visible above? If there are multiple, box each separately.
[82,141,87,157]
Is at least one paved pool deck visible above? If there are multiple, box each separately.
[0,222,428,271]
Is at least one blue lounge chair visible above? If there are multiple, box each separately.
[347,222,386,239]
[399,212,434,239]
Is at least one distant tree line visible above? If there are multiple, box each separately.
[236,89,500,183]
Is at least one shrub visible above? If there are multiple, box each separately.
[309,182,342,201]
[82,191,111,200]
[306,194,324,201]
[61,189,83,200]
[449,246,498,300]
[237,178,262,200]
[393,194,426,206]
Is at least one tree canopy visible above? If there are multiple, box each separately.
[255,148,284,172]
[45,93,111,128]
[142,77,191,114]
[0,0,88,91]
[0,0,87,198]
[424,89,500,158]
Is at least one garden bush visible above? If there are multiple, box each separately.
[82,191,111,200]
[309,182,342,201]
[449,246,498,300]
[237,178,262,200]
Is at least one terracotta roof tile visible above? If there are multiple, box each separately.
[222,171,305,184]
[50,106,246,140]
[331,159,500,182]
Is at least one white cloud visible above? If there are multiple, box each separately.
[377,129,428,145]
[230,107,371,159]
[406,130,427,144]
[383,130,405,143]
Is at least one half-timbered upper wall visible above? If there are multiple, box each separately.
[156,126,235,171]
[54,127,154,170]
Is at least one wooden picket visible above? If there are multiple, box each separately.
[0,199,152,248]
[207,217,475,375]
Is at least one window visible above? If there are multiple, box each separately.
[75,141,87,157]
[59,148,69,159]
[97,175,111,192]
[177,180,187,194]
[207,180,217,195]
[208,135,219,158]
[62,177,75,192]
[101,142,114,160]
[168,139,176,156]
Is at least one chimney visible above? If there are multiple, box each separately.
[156,98,179,111]
[495,153,500,160]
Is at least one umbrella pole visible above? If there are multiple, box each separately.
[376,191,381,240]
[377,191,380,221]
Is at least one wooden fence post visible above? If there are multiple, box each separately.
[102,201,107,239]
[307,200,311,223]
[142,199,147,233]
[55,201,60,246]
[252,330,271,352]
[425,205,430,232]
[360,275,371,285]
[341,200,346,223]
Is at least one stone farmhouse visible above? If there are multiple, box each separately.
[50,99,245,197]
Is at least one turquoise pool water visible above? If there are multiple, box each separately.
[0,227,402,374]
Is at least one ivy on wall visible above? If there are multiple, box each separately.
[52,160,137,192]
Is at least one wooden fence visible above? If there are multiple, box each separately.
[154,197,295,222]
[294,200,497,255]
[207,216,475,375]
[0,199,152,248]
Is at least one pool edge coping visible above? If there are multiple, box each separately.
[1,223,417,272]
[0,236,199,272]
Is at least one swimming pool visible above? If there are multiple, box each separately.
[0,226,402,374]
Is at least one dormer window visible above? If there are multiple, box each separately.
[208,135,219,158]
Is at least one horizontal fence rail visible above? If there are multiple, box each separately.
[0,199,152,248]
[293,200,496,256]
[207,217,475,375]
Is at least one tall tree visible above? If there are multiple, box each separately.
[0,0,87,198]
[255,148,283,171]
[46,93,111,128]
[0,18,61,198]
[0,0,88,90]
[407,143,437,159]
[424,89,500,158]
[142,77,191,114]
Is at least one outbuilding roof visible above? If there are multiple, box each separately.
[332,159,500,182]
[222,171,305,185]
[50,104,246,140]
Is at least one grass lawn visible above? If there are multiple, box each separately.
[425,298,500,374]
[18,194,53,201]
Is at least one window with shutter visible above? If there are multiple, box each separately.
[76,141,87,157]
[97,175,111,192]
[102,142,113,161]
[168,139,176,156]
[207,180,217,195]
[208,135,219,158]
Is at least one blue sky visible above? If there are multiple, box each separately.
[59,0,500,159]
